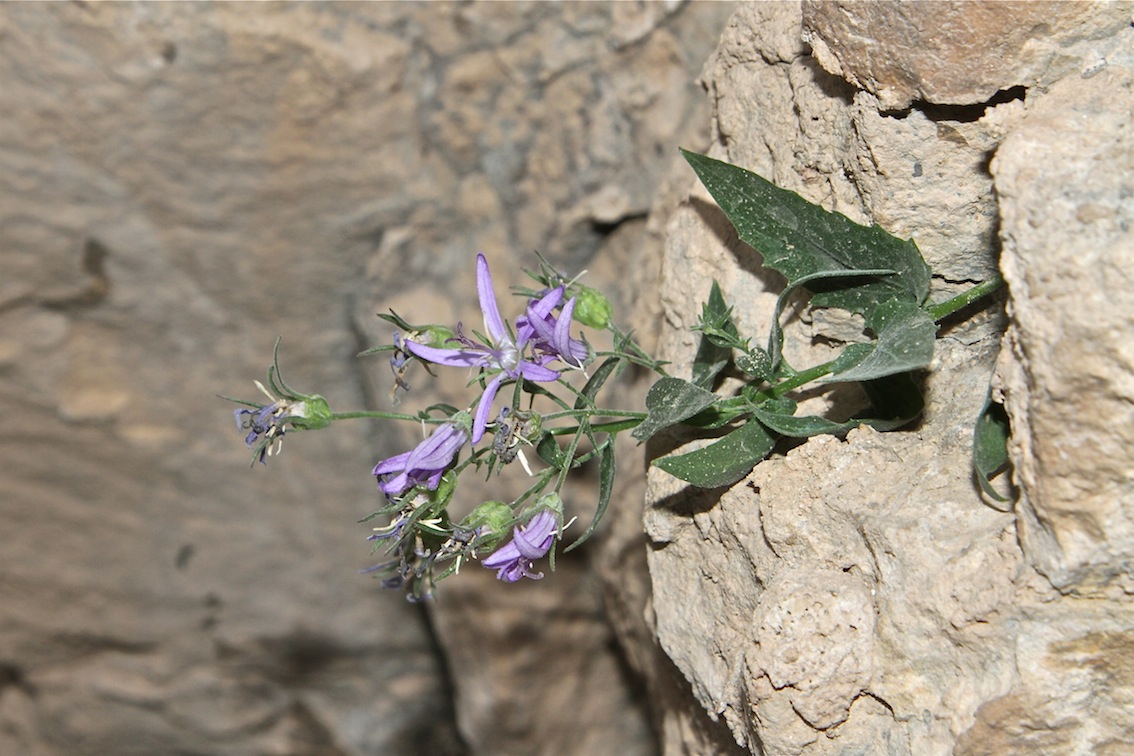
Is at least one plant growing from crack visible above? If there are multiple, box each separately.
[224,150,1008,600]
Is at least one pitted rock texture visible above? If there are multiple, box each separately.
[801,0,1134,111]
[644,2,1134,754]
[993,65,1134,596]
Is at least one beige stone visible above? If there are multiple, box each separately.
[802,1,1134,111]
[643,1,1134,753]
[992,64,1134,595]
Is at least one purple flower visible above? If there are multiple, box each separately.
[373,421,468,497]
[481,510,559,582]
[234,403,286,464]
[517,289,589,368]
[403,253,561,443]
[233,379,330,466]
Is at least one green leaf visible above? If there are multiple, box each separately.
[575,356,623,410]
[736,348,773,381]
[632,377,719,442]
[681,149,931,319]
[652,420,777,488]
[973,392,1012,504]
[692,338,730,390]
[825,299,937,383]
[826,342,874,376]
[535,432,565,468]
[565,439,615,552]
[751,405,859,438]
[692,281,735,389]
[767,268,895,370]
[748,380,925,435]
[681,396,751,430]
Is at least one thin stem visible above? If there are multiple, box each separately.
[331,410,426,422]
[541,408,647,422]
[554,423,585,492]
[927,275,1005,322]
[548,418,640,436]
[749,359,838,403]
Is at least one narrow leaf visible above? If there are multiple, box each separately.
[575,355,623,409]
[652,420,777,488]
[565,440,615,552]
[751,405,916,438]
[692,281,734,389]
[535,432,565,468]
[751,406,859,438]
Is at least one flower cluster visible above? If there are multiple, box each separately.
[364,253,590,599]
[228,253,613,601]
[398,254,586,444]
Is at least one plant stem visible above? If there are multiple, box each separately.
[747,276,1005,403]
[548,418,641,436]
[747,360,838,402]
[927,275,1005,322]
[541,408,647,422]
[331,410,423,422]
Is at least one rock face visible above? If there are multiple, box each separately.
[5,1,1133,755]
[0,3,732,754]
[639,2,1134,754]
[802,1,1132,111]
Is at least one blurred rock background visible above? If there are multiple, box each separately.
[642,2,1134,754]
[5,2,1134,755]
[0,3,732,754]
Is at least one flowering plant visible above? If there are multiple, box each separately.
[225,150,1008,600]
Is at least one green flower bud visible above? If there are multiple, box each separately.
[462,500,514,551]
[290,394,333,431]
[534,491,563,515]
[463,500,513,535]
[410,325,458,349]
[568,283,613,330]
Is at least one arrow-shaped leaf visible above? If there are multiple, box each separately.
[682,149,931,323]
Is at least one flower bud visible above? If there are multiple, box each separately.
[406,325,457,349]
[462,500,513,537]
[290,394,333,431]
[567,283,613,330]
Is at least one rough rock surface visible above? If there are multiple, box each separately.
[0,3,732,754]
[802,0,1133,111]
[993,65,1134,597]
[6,1,1133,754]
[642,2,1134,754]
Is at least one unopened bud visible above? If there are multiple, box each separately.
[568,283,613,330]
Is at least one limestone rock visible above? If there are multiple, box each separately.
[802,1,1134,111]
[992,64,1134,597]
[644,2,1134,754]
